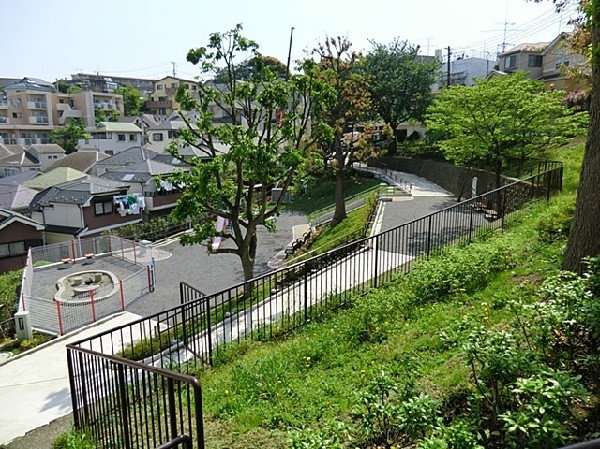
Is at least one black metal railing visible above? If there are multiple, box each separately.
[66,162,563,448]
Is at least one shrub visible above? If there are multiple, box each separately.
[52,429,95,449]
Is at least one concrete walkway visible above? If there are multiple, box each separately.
[0,312,143,445]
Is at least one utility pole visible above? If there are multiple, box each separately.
[285,27,295,81]
[171,61,177,77]
[446,47,451,87]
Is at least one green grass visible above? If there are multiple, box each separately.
[185,139,593,448]
[288,174,381,215]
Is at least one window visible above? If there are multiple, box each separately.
[171,82,178,88]
[528,55,543,67]
[0,241,26,257]
[12,112,22,118]
[504,55,517,69]
[117,134,126,141]
[129,134,136,141]
[157,84,163,90]
[168,130,178,139]
[94,200,113,215]
[153,133,163,141]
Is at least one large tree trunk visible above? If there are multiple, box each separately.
[240,231,257,282]
[563,17,600,273]
[388,122,399,156]
[332,145,347,225]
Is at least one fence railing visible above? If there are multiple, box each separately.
[20,236,156,335]
[66,163,563,449]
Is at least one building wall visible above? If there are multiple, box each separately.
[0,221,43,274]
[43,203,83,228]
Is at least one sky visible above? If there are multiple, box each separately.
[1,0,578,83]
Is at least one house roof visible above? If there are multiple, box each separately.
[24,167,88,191]
[0,150,39,167]
[30,175,130,209]
[46,151,110,173]
[0,208,44,231]
[28,143,66,154]
[0,144,27,162]
[542,32,573,54]
[0,184,38,211]
[89,122,143,133]
[100,159,182,183]
[0,170,38,185]
[3,77,54,92]
[97,146,159,167]
[500,41,549,57]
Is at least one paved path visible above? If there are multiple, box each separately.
[0,312,143,445]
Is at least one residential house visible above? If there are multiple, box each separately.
[95,147,159,176]
[45,150,110,176]
[540,32,588,91]
[0,171,38,213]
[0,208,44,273]
[77,122,143,154]
[23,167,87,191]
[25,144,66,171]
[146,76,199,118]
[29,175,140,242]
[497,42,547,78]
[0,144,66,177]
[99,158,187,219]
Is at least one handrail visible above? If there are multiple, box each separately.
[155,435,192,449]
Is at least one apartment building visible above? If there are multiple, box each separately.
[0,77,124,146]
[146,76,199,117]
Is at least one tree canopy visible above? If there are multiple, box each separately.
[165,24,329,281]
[426,71,586,187]
[114,84,145,116]
[49,118,89,154]
[362,39,438,153]
[311,36,373,225]
[213,55,289,83]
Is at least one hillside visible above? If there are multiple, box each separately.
[188,138,600,448]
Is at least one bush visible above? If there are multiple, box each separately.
[52,429,95,449]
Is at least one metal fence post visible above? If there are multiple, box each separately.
[117,364,131,449]
[304,261,309,324]
[373,234,379,288]
[426,215,433,257]
[205,296,213,367]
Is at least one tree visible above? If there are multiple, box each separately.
[312,36,372,225]
[362,38,438,154]
[532,0,600,271]
[214,55,289,82]
[114,84,145,116]
[425,71,585,189]
[165,24,328,281]
[49,118,89,154]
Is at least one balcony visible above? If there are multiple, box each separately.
[93,102,116,110]
[0,100,8,109]
[29,116,50,125]
[146,100,173,110]
[165,87,177,95]
[27,101,48,110]
[57,104,83,124]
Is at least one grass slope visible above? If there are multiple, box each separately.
[188,139,596,449]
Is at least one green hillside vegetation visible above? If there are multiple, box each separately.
[187,138,600,449]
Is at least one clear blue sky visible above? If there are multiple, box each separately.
[2,0,575,82]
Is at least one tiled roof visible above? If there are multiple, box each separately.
[46,151,110,173]
[28,144,66,154]
[97,147,159,167]
[24,167,87,191]
[100,159,182,183]
[30,175,129,209]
